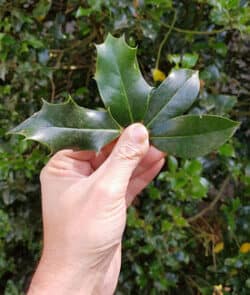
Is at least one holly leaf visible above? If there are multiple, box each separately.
[9,34,239,158]
[145,69,200,128]
[8,97,120,153]
[95,33,152,126]
[150,115,239,158]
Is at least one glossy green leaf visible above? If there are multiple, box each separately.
[9,34,239,158]
[145,69,200,130]
[95,33,152,126]
[75,6,93,17]
[32,0,52,21]
[167,53,199,68]
[182,53,199,68]
[150,115,239,158]
[218,143,235,157]
[168,155,178,173]
[8,98,120,153]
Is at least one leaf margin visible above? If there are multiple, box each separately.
[150,114,240,158]
[8,96,121,153]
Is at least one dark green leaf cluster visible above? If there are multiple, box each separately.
[10,34,239,158]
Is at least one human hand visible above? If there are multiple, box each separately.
[28,123,165,295]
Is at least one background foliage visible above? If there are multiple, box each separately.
[0,0,249,294]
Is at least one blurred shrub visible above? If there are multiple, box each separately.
[0,0,249,294]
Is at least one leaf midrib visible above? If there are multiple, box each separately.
[112,47,134,123]
[15,128,120,137]
[34,127,119,132]
[146,73,195,128]
[150,126,235,139]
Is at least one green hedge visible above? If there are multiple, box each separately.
[0,1,249,294]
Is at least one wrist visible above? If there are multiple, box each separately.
[28,255,104,295]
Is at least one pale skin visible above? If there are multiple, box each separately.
[28,123,165,295]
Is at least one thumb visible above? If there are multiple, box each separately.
[95,123,149,195]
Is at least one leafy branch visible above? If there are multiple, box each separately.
[9,34,239,158]
[155,10,177,69]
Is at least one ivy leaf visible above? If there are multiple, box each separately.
[8,98,120,153]
[95,33,152,126]
[145,69,200,128]
[150,115,239,158]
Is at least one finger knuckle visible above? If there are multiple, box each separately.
[117,143,142,161]
[96,182,110,195]
[51,151,65,162]
[95,181,118,197]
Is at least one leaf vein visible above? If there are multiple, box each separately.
[150,127,235,139]
[146,73,196,127]
[111,47,134,123]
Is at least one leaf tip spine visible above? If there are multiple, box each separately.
[121,33,137,51]
[67,95,74,103]
[41,98,49,105]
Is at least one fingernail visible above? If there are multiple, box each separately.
[130,124,148,144]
